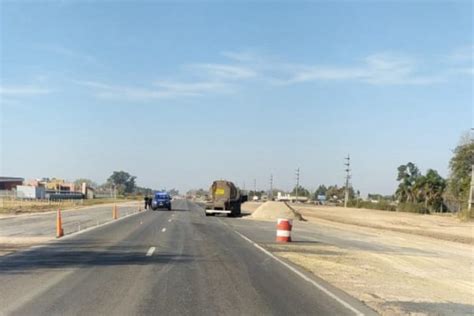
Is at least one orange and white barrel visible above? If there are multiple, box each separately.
[276,218,292,242]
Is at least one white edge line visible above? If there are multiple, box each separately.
[146,247,156,256]
[233,230,365,316]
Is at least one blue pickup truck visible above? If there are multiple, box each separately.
[151,192,172,211]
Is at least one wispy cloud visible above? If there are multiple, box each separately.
[75,79,233,101]
[40,44,98,65]
[0,85,53,96]
[76,46,472,102]
[224,51,443,85]
[187,63,257,80]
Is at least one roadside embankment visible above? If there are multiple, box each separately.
[243,202,473,244]
[0,198,135,216]
[294,204,474,245]
[241,201,474,315]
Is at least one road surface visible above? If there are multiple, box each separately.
[0,200,374,316]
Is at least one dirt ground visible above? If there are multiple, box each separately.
[295,204,473,245]
[242,202,473,245]
[0,198,134,217]
[241,202,474,315]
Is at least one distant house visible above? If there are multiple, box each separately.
[0,177,24,191]
[16,185,46,199]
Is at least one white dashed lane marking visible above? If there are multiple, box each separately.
[146,247,156,256]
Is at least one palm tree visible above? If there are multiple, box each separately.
[396,163,421,203]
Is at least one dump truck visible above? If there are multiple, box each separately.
[205,180,247,217]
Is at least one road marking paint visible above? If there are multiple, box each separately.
[146,247,156,256]
[233,230,365,316]
[161,228,167,232]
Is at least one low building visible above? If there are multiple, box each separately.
[44,178,75,192]
[0,177,24,190]
[16,185,46,199]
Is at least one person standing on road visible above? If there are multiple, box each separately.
[144,196,149,210]
[148,196,153,209]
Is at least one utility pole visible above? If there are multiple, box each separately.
[295,168,300,203]
[344,155,351,208]
[269,174,273,201]
[254,178,257,199]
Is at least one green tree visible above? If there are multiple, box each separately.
[423,169,446,212]
[314,185,327,199]
[107,171,137,195]
[447,135,474,208]
[396,162,420,202]
[413,169,446,212]
[168,188,180,196]
[291,185,310,197]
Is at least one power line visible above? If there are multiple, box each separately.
[253,178,256,197]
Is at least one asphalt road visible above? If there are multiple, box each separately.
[0,200,375,316]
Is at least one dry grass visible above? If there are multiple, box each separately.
[0,198,132,215]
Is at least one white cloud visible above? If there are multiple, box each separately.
[40,44,98,64]
[75,79,233,101]
[279,53,442,85]
[0,85,52,96]
[76,47,470,101]
[187,63,257,80]
[154,80,233,95]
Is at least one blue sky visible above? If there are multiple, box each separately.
[1,1,472,195]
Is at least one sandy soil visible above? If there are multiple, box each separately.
[250,201,303,221]
[241,202,262,214]
[265,234,473,316]
[242,202,474,315]
[242,202,473,245]
[295,205,473,245]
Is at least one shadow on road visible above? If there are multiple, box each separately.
[0,241,193,275]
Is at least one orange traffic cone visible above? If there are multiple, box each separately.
[56,209,64,238]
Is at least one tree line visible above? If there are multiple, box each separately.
[74,171,179,197]
[273,133,472,215]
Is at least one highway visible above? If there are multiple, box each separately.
[0,200,374,316]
